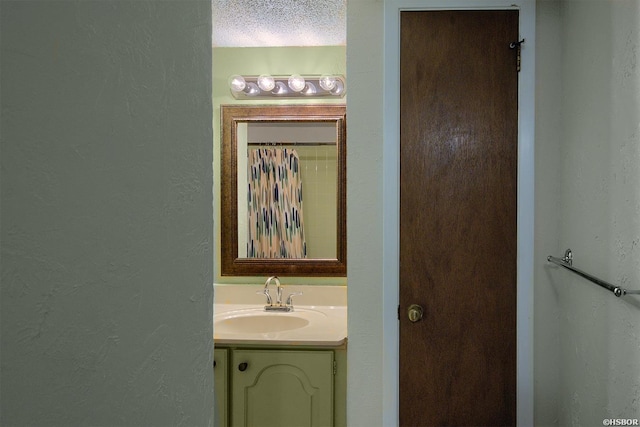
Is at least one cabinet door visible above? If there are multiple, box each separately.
[214,348,228,427]
[231,349,334,427]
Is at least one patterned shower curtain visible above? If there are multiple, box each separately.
[247,148,307,258]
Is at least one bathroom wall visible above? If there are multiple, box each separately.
[534,1,563,424]
[345,1,387,425]
[212,46,347,285]
[0,1,214,425]
[553,0,640,424]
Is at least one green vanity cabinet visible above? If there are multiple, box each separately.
[214,346,344,427]
[214,348,229,427]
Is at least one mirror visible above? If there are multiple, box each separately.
[221,104,346,276]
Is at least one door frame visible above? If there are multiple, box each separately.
[383,1,535,425]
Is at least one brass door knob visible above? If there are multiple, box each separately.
[407,304,424,323]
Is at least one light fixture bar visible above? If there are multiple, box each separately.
[228,74,346,99]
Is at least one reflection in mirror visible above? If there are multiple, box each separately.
[221,105,346,276]
[238,122,337,259]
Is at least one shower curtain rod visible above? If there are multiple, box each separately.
[547,248,640,298]
[247,141,336,146]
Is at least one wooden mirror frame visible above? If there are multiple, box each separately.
[220,104,347,276]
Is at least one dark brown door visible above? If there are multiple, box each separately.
[399,10,519,427]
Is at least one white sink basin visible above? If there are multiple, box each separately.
[216,313,310,334]
[213,304,347,346]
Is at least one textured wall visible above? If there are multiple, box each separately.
[553,1,640,424]
[534,1,563,425]
[346,0,386,425]
[0,1,214,425]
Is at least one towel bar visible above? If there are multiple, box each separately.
[547,249,640,297]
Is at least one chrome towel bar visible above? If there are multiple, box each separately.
[547,249,640,298]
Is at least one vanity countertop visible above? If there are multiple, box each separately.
[213,285,347,347]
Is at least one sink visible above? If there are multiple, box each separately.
[213,302,347,345]
[215,313,310,334]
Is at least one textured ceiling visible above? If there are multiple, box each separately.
[212,0,346,47]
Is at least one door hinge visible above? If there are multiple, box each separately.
[509,38,525,72]
[397,304,400,321]
[333,360,337,375]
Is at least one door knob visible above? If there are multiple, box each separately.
[407,304,424,323]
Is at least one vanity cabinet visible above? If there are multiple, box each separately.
[215,347,344,427]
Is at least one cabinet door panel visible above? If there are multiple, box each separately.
[232,350,334,427]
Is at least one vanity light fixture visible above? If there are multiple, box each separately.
[228,74,346,99]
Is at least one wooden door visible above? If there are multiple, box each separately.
[399,10,519,426]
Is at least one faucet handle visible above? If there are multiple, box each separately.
[285,292,303,307]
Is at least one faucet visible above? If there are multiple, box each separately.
[262,276,281,306]
[262,276,302,312]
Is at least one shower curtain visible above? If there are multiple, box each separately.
[247,147,307,258]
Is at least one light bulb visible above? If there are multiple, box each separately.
[272,81,288,95]
[228,75,246,92]
[302,82,317,95]
[319,75,337,91]
[288,74,306,92]
[257,74,275,92]
[330,80,345,96]
[245,82,260,96]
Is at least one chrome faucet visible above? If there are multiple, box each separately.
[262,276,302,312]
[262,276,281,306]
